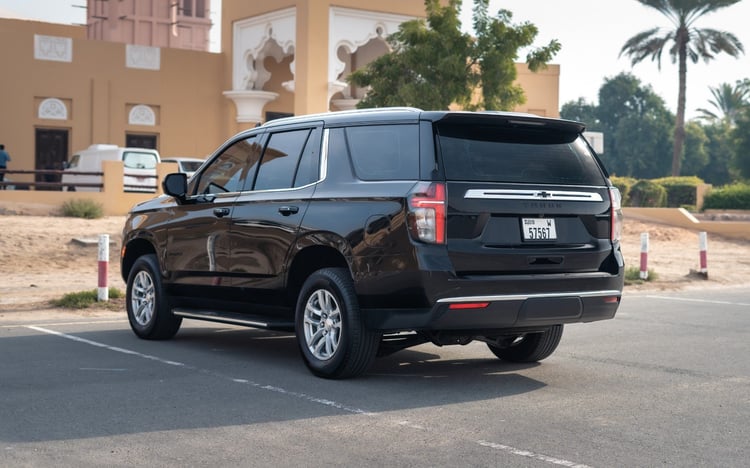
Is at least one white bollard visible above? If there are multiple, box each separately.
[699,231,708,276]
[98,234,109,302]
[640,232,649,280]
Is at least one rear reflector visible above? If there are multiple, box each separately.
[603,296,620,304]
[448,302,490,310]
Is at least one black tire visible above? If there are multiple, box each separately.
[295,268,380,379]
[487,325,564,362]
[126,254,182,340]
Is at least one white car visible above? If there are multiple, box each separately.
[63,144,161,192]
[161,157,206,178]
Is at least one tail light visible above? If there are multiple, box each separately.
[609,187,622,242]
[407,182,446,244]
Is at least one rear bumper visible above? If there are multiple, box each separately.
[362,271,623,332]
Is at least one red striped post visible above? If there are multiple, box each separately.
[640,232,649,280]
[699,231,708,276]
[98,234,109,302]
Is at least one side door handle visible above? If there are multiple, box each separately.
[213,207,230,218]
[278,205,299,216]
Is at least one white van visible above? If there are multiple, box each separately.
[62,144,161,192]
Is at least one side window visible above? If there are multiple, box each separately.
[123,151,158,169]
[194,135,261,195]
[345,124,419,181]
[252,129,311,191]
[293,127,322,188]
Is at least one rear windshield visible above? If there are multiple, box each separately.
[180,161,203,172]
[436,124,606,185]
[123,151,158,170]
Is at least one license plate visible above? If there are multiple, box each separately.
[522,218,557,241]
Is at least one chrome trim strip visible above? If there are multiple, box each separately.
[173,310,270,328]
[320,128,329,182]
[464,188,603,202]
[436,290,621,304]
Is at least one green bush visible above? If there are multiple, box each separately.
[62,199,104,219]
[651,176,704,208]
[51,288,123,309]
[628,180,667,207]
[610,176,638,206]
[703,183,750,210]
[624,266,659,285]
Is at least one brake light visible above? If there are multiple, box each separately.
[609,187,622,242]
[408,182,446,244]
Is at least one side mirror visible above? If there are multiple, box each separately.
[163,173,188,201]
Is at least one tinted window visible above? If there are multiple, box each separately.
[346,124,419,181]
[253,129,311,191]
[123,151,158,170]
[294,127,322,188]
[195,136,260,195]
[437,124,605,185]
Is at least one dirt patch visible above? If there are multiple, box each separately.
[1,213,748,312]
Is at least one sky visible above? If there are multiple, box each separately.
[1,0,749,119]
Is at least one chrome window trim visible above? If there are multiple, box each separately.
[464,188,603,202]
[437,290,621,304]
[320,127,329,182]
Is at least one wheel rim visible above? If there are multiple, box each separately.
[303,288,342,361]
[131,270,156,327]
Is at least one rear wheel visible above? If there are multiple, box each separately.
[295,268,380,379]
[487,325,563,362]
[126,254,181,340]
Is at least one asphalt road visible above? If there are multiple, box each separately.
[1,288,748,467]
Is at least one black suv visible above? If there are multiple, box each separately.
[121,108,624,378]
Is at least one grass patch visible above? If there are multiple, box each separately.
[624,266,659,285]
[51,287,124,309]
[61,199,104,219]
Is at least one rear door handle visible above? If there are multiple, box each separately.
[213,207,230,218]
[278,206,299,216]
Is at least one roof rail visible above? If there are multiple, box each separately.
[262,106,423,126]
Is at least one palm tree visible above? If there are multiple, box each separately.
[696,80,750,124]
[620,0,744,176]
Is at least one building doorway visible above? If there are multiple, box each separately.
[35,128,69,190]
[126,133,158,150]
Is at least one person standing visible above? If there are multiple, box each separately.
[0,144,10,189]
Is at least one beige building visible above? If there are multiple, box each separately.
[0,0,559,194]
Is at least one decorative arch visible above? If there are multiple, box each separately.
[38,98,68,120]
[232,8,296,91]
[129,105,156,126]
[328,7,415,84]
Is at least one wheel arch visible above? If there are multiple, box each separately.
[121,235,158,282]
[287,242,349,306]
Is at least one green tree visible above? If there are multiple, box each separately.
[696,80,750,124]
[734,107,750,179]
[701,120,739,184]
[681,120,709,176]
[619,0,744,177]
[348,0,560,111]
[560,98,600,128]
[594,73,674,177]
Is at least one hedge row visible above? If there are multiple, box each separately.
[610,176,704,208]
[703,183,750,210]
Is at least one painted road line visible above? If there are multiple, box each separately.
[644,295,750,307]
[26,324,594,468]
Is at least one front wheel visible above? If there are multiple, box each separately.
[126,254,181,340]
[487,325,563,362]
[295,268,380,379]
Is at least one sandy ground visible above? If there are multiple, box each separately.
[1,206,748,312]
